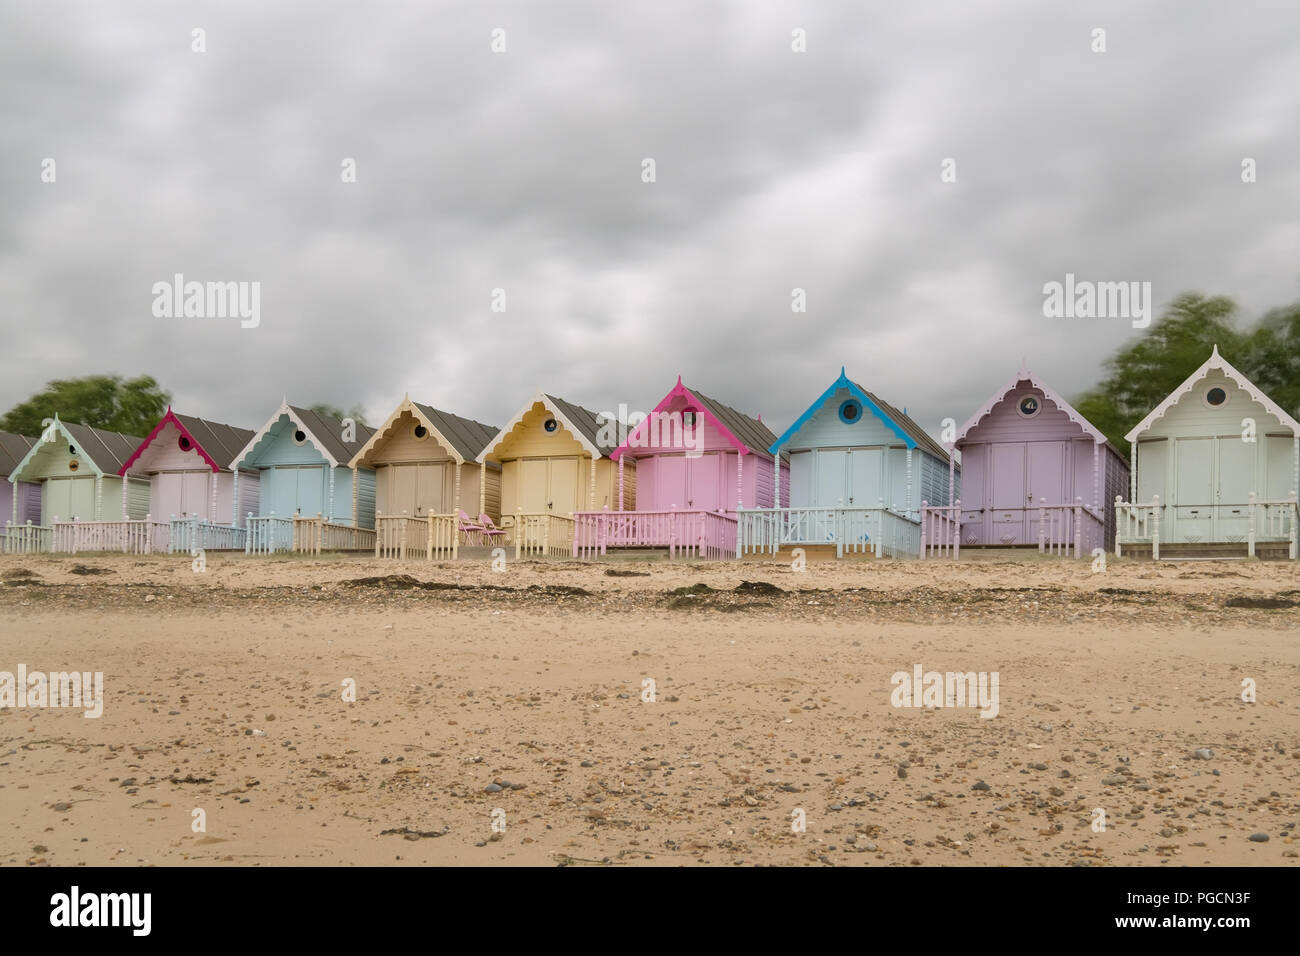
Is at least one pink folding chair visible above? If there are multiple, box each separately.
[458,509,485,546]
[477,513,506,545]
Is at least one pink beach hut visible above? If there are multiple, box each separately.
[573,377,787,559]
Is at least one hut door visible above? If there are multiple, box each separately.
[1215,437,1255,541]
[548,457,580,514]
[1173,439,1213,542]
[1265,436,1295,499]
[153,476,185,523]
[1027,442,1067,508]
[43,478,73,522]
[816,450,848,507]
[518,459,548,512]
[180,471,210,518]
[848,448,881,507]
[686,454,722,510]
[788,454,812,508]
[417,463,447,515]
[990,444,1028,544]
[657,456,688,509]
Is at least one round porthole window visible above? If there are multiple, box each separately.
[543,418,558,433]
[68,460,79,472]
[1017,395,1041,418]
[68,445,77,455]
[413,424,428,440]
[293,429,308,444]
[178,435,193,451]
[1204,386,1228,408]
[838,399,862,424]
[682,410,698,428]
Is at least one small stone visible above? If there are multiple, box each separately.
[971,781,990,792]
[1193,748,1214,760]
[1249,833,1270,843]
[484,784,503,793]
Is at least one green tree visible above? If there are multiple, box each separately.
[1239,301,1300,420]
[1073,293,1245,448]
[308,403,367,426]
[0,375,170,438]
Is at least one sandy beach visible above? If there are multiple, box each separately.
[1,552,1297,866]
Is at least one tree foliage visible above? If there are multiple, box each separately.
[0,375,170,438]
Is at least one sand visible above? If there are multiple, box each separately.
[0,551,1296,866]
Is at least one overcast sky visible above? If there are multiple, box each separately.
[2,0,1297,440]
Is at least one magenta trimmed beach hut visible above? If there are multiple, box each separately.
[950,365,1128,556]
[117,409,259,551]
[574,377,787,559]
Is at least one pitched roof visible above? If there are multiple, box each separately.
[956,366,1108,446]
[232,403,378,469]
[1124,345,1300,442]
[611,378,781,461]
[411,402,500,462]
[0,431,37,479]
[118,409,256,474]
[477,391,615,462]
[543,394,617,455]
[769,369,950,461]
[62,421,147,474]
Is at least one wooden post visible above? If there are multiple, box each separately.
[1092,443,1100,514]
[1113,496,1122,558]
[1037,498,1047,553]
[515,508,523,562]
[453,462,462,519]
[905,448,913,515]
[479,463,487,527]
[618,456,625,512]
[588,456,597,511]
[1248,492,1256,558]
[773,453,781,510]
[1074,497,1083,558]
[1129,442,1137,501]
[953,499,961,561]
[1151,494,1160,561]
[920,500,928,559]
[948,453,955,508]
[736,453,743,510]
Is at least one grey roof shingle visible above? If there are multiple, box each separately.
[544,394,618,454]
[685,386,781,461]
[287,406,377,465]
[412,403,501,462]
[170,414,256,470]
[0,431,37,478]
[62,422,148,474]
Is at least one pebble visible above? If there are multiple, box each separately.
[1194,748,1214,760]
[484,783,503,793]
[971,780,990,791]
[1249,833,1270,843]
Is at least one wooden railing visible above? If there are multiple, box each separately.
[2,521,52,554]
[374,512,461,560]
[736,506,921,559]
[919,500,961,559]
[505,511,576,559]
[292,514,376,555]
[50,517,170,554]
[1252,494,1299,559]
[1034,498,1104,558]
[168,516,246,552]
[246,514,295,554]
[572,508,738,560]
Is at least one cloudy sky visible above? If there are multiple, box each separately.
[2,0,1297,440]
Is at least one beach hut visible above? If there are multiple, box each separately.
[116,409,258,551]
[349,396,503,558]
[1115,346,1300,559]
[949,366,1129,556]
[2,416,156,552]
[737,368,954,558]
[573,377,785,559]
[1,431,40,530]
[231,402,377,553]
[476,390,629,556]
